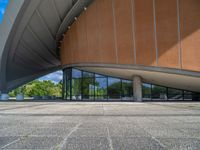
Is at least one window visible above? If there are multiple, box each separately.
[71,78,81,100]
[82,77,95,100]
[72,69,82,78]
[108,77,121,100]
[121,80,133,100]
[95,77,107,100]
[142,83,151,100]
[63,68,200,101]
[152,85,167,100]
[168,88,183,100]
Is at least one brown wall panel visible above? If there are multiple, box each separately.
[114,0,134,64]
[134,0,156,66]
[62,30,72,65]
[60,33,67,65]
[180,0,200,71]
[156,0,179,68]
[98,0,116,63]
[76,11,88,63]
[70,22,78,64]
[85,1,101,63]
[60,0,200,73]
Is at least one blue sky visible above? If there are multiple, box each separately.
[0,0,9,22]
[0,0,63,83]
[39,71,63,83]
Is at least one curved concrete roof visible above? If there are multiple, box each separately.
[0,0,93,92]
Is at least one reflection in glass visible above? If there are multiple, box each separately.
[66,80,71,100]
[72,69,82,78]
[168,88,183,100]
[184,91,193,100]
[121,80,133,100]
[152,85,167,100]
[71,79,81,100]
[63,68,200,101]
[82,78,95,100]
[95,77,107,100]
[83,71,94,78]
[108,77,121,100]
[95,74,106,78]
[142,83,151,100]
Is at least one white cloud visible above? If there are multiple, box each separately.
[39,71,63,83]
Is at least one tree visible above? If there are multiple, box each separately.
[9,80,62,97]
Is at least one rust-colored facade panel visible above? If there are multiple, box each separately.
[156,0,180,68]
[180,0,200,71]
[114,0,134,64]
[69,22,78,64]
[134,0,156,66]
[85,1,101,63]
[98,0,116,64]
[60,33,68,65]
[62,30,72,65]
[60,0,200,73]
[76,11,88,63]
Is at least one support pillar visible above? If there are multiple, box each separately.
[133,76,142,102]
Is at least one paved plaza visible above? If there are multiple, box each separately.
[0,101,200,150]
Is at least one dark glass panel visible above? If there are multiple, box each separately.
[95,78,107,97]
[168,88,183,100]
[192,93,200,101]
[66,68,72,80]
[142,83,151,100]
[72,69,82,78]
[184,91,192,100]
[108,77,121,100]
[64,68,72,100]
[121,80,133,100]
[71,79,81,100]
[152,85,167,100]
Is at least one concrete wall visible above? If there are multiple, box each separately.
[60,0,200,72]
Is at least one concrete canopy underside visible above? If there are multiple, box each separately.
[0,0,93,92]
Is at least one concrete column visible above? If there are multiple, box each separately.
[133,76,142,102]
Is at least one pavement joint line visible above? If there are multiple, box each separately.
[0,138,20,149]
[0,103,51,112]
[151,135,166,149]
[52,122,82,150]
[148,103,200,111]
[150,117,185,134]
[135,123,167,149]
[0,132,33,149]
[106,126,114,150]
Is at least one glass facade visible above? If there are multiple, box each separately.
[142,83,200,101]
[63,68,133,101]
[63,68,200,101]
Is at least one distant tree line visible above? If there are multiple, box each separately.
[9,80,62,97]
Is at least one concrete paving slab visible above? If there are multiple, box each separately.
[0,101,199,149]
